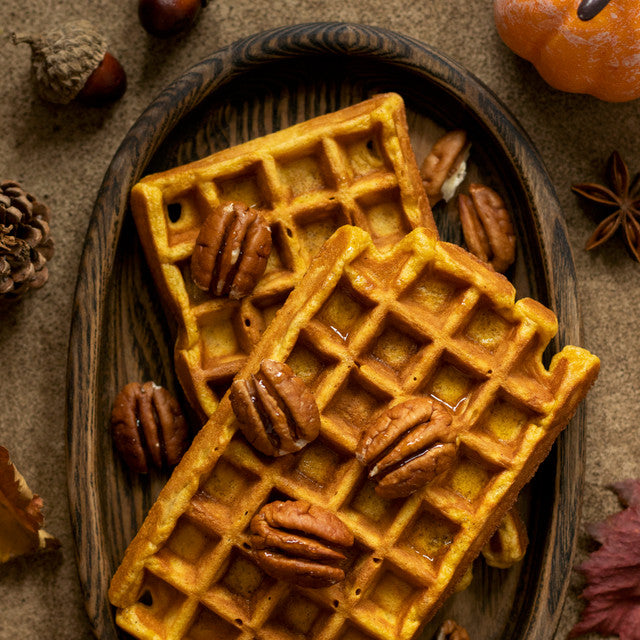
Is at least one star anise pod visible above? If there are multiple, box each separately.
[572,151,640,262]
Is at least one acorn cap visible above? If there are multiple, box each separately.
[12,19,108,104]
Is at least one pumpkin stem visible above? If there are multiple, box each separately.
[577,0,612,21]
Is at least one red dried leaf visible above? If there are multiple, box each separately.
[570,479,640,640]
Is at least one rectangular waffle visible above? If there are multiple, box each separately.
[130,93,435,420]
[109,225,599,640]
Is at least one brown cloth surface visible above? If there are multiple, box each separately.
[0,2,638,639]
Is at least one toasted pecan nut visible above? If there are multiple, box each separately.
[436,619,471,640]
[230,359,321,456]
[191,201,272,300]
[110,381,189,473]
[458,183,516,273]
[356,397,455,499]
[421,130,469,205]
[481,507,528,568]
[249,500,354,588]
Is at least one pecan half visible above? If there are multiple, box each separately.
[230,359,320,456]
[421,130,470,205]
[356,397,455,499]
[481,508,528,569]
[436,619,471,640]
[110,382,189,473]
[249,500,354,588]
[457,183,515,273]
[191,201,272,300]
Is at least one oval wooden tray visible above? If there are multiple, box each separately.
[66,22,586,640]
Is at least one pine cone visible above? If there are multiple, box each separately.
[0,181,54,298]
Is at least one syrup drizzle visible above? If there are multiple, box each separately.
[577,0,612,21]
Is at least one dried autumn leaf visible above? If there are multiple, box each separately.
[570,479,640,639]
[0,445,60,562]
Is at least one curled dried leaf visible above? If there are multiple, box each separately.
[0,446,60,563]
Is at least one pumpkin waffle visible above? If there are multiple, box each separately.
[109,225,599,640]
[130,93,435,420]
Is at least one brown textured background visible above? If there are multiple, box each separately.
[1,2,638,639]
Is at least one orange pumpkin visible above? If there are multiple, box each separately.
[494,0,640,102]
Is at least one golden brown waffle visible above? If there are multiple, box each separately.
[109,225,599,640]
[130,93,435,420]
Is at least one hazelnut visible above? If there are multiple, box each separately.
[138,0,206,38]
[77,52,127,106]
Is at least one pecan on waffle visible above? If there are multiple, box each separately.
[130,93,435,420]
[109,225,599,640]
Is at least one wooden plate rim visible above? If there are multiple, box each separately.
[65,21,585,640]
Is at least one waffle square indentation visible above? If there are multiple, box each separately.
[358,564,422,629]
[357,187,412,243]
[214,166,270,209]
[185,605,241,640]
[211,548,276,619]
[179,259,213,307]
[289,438,354,495]
[342,476,401,534]
[265,593,334,638]
[335,623,378,640]
[286,336,337,392]
[296,205,351,258]
[277,147,333,198]
[165,517,220,565]
[400,269,467,319]
[424,358,482,413]
[440,450,502,507]
[134,571,189,637]
[163,188,209,246]
[462,303,514,353]
[338,127,388,179]
[197,305,244,366]
[324,371,390,440]
[251,289,294,336]
[398,506,460,568]
[200,457,261,508]
[478,396,536,445]
[315,277,375,342]
[361,315,429,381]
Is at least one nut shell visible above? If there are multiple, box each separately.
[138,0,204,37]
[12,20,108,104]
[77,52,127,105]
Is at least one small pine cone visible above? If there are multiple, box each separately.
[0,181,54,299]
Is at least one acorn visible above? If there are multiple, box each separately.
[11,20,126,106]
[138,0,206,38]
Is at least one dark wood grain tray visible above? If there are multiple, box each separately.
[66,22,586,640]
